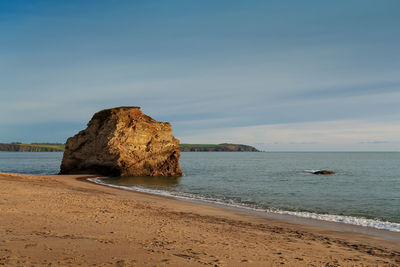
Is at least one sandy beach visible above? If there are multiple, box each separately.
[0,172,399,266]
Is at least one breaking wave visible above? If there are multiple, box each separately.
[87,177,400,233]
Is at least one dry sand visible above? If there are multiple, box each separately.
[0,172,399,266]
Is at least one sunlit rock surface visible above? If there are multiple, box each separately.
[60,107,182,177]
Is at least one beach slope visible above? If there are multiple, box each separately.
[0,172,399,266]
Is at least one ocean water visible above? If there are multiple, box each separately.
[1,152,399,232]
[0,152,63,175]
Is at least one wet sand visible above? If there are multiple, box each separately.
[0,172,399,266]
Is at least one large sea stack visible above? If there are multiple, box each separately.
[60,107,182,177]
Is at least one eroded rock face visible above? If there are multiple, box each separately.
[60,107,182,177]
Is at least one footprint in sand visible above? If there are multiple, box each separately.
[24,243,38,249]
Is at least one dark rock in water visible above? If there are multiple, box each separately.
[60,106,182,177]
[312,170,335,175]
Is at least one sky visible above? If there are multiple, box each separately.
[1,0,399,151]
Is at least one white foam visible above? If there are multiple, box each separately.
[87,177,400,233]
[272,210,400,232]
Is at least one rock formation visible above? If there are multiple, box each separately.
[59,107,182,177]
[312,170,335,175]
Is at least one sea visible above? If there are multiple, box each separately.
[1,151,399,233]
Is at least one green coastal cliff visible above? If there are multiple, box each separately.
[0,143,259,152]
[0,143,65,152]
[180,143,259,152]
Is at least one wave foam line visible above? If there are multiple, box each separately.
[87,178,400,232]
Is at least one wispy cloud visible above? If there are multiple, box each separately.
[0,1,399,150]
[180,120,400,151]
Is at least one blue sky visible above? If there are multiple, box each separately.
[1,0,399,151]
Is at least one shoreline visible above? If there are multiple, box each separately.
[0,172,399,266]
[89,177,400,241]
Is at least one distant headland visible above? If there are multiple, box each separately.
[0,142,65,152]
[0,142,259,152]
[180,143,259,152]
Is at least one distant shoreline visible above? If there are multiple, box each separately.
[0,143,65,152]
[0,143,259,152]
